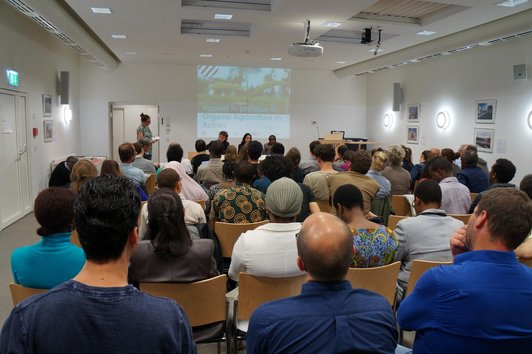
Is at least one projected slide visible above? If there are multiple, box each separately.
[197,66,290,139]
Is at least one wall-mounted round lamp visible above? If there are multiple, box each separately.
[63,106,72,124]
[383,113,393,128]
[436,111,450,129]
[528,110,532,130]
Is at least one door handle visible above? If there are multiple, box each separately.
[18,143,27,155]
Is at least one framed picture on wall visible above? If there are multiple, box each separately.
[475,99,496,123]
[43,94,52,117]
[407,125,419,144]
[474,128,494,153]
[44,120,53,143]
[408,104,420,121]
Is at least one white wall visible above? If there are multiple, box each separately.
[0,2,81,196]
[365,36,532,184]
[80,62,367,161]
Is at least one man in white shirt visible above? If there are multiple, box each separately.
[228,177,305,281]
[429,157,471,214]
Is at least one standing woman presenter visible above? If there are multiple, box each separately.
[137,113,156,160]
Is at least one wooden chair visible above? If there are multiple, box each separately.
[188,151,200,161]
[214,220,269,258]
[387,215,408,230]
[449,214,471,224]
[70,229,82,248]
[518,257,532,267]
[196,199,206,210]
[346,262,401,306]
[9,283,47,306]
[145,174,157,195]
[316,199,333,214]
[470,192,478,202]
[391,195,411,216]
[405,260,452,297]
[140,275,228,351]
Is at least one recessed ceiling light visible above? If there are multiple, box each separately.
[417,30,436,36]
[111,34,127,39]
[214,13,233,20]
[206,38,221,43]
[124,51,137,55]
[368,48,383,53]
[336,61,346,64]
[270,57,282,61]
[322,21,342,28]
[497,0,528,7]
[200,54,212,58]
[91,7,112,14]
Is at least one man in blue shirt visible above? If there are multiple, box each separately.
[118,142,147,188]
[456,150,489,193]
[247,212,398,354]
[398,189,532,354]
[0,176,196,354]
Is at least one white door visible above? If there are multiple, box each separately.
[0,89,31,230]
[112,108,125,161]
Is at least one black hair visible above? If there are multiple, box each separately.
[234,160,255,184]
[259,155,292,181]
[209,140,224,157]
[314,144,335,162]
[118,143,135,163]
[195,139,206,152]
[35,187,76,236]
[157,168,180,190]
[133,142,143,155]
[247,141,263,160]
[140,113,150,122]
[491,158,516,183]
[222,160,236,179]
[337,145,348,157]
[146,189,192,258]
[332,184,364,210]
[350,150,372,174]
[74,175,140,262]
[520,174,532,199]
[166,143,184,162]
[462,150,478,167]
[309,140,320,155]
[271,143,285,155]
[414,180,442,205]
[428,156,453,173]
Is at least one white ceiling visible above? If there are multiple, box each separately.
[63,0,532,70]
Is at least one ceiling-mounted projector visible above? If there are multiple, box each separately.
[288,20,323,57]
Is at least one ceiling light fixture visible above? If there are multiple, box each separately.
[436,111,450,129]
[383,113,393,128]
[91,7,112,14]
[337,61,346,64]
[124,51,137,55]
[270,57,282,61]
[322,21,342,28]
[111,34,127,39]
[416,30,436,36]
[206,38,221,43]
[497,0,528,7]
[200,54,212,58]
[214,13,233,20]
[63,106,72,124]
[528,110,532,130]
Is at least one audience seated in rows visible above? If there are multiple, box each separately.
[132,142,156,174]
[209,161,268,226]
[247,212,398,353]
[328,150,380,215]
[333,184,397,268]
[229,178,305,282]
[398,188,532,353]
[195,140,224,188]
[429,157,471,214]
[382,145,411,195]
[139,169,206,240]
[393,180,463,300]
[1,176,196,353]
[118,142,146,189]
[457,150,489,193]
[191,139,210,174]
[303,144,339,201]
[10,187,85,289]
[367,150,391,199]
[70,159,98,193]
[298,140,321,176]
[49,155,78,188]
[469,158,516,213]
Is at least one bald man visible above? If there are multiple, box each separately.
[246,213,398,354]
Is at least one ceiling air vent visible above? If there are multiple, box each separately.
[181,20,251,37]
[182,0,271,11]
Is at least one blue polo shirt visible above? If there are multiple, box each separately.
[457,166,489,193]
[398,250,532,354]
[247,280,397,354]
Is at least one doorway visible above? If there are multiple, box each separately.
[110,104,159,162]
[0,88,31,230]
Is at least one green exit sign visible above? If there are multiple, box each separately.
[6,70,19,87]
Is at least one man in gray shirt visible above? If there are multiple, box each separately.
[132,142,156,174]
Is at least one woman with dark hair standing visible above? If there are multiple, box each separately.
[238,133,252,153]
[10,188,86,288]
[129,189,218,284]
[136,113,155,160]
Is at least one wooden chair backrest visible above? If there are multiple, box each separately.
[196,199,206,210]
[346,262,401,306]
[215,220,269,258]
[237,273,306,320]
[405,260,452,297]
[387,215,408,230]
[391,195,411,216]
[316,200,333,214]
[9,283,47,306]
[518,257,532,267]
[470,192,478,202]
[448,214,471,224]
[140,275,227,327]
[145,174,157,195]
[188,151,200,161]
[70,230,82,248]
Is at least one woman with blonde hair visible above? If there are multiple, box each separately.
[70,160,98,192]
[224,144,238,161]
[367,150,391,199]
[382,145,411,195]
